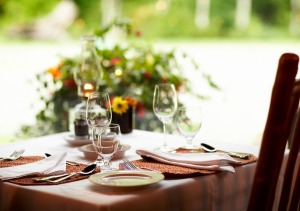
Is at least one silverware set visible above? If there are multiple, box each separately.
[33,163,97,183]
[0,149,25,161]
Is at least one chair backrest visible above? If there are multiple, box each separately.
[247,53,300,211]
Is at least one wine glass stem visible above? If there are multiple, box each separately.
[186,138,193,148]
[163,123,167,147]
[102,158,111,171]
[90,128,103,166]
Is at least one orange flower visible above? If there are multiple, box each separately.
[47,67,61,80]
[161,77,167,83]
[125,97,138,107]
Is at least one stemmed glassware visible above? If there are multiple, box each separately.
[86,92,112,166]
[153,83,178,151]
[176,106,202,149]
[92,123,121,172]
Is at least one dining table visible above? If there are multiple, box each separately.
[0,129,264,211]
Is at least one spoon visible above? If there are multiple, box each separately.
[34,163,97,182]
[200,143,249,159]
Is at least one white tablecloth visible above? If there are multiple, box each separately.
[0,130,259,211]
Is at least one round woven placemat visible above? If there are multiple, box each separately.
[120,152,257,179]
[0,156,100,185]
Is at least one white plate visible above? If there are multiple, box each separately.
[89,170,164,188]
[64,134,91,146]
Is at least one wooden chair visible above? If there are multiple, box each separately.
[247,53,300,211]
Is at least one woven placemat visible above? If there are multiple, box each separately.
[120,151,257,179]
[0,156,100,185]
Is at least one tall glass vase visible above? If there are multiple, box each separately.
[74,35,102,98]
[69,35,103,136]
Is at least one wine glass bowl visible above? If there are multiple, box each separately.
[92,123,121,172]
[176,106,202,149]
[86,92,112,129]
[153,83,178,151]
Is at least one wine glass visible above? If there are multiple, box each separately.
[176,106,202,149]
[92,123,121,172]
[153,83,178,151]
[86,92,112,166]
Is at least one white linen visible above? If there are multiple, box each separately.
[0,152,67,180]
[0,131,262,211]
[136,149,242,173]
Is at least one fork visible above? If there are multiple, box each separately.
[0,149,25,161]
[122,159,160,172]
[122,159,141,170]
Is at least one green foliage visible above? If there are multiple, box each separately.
[0,0,294,39]
[71,0,102,33]
[252,0,290,26]
[210,0,236,36]
[0,0,60,25]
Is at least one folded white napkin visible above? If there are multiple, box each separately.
[136,149,242,173]
[0,152,67,181]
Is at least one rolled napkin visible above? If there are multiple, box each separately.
[0,152,67,181]
[136,149,242,173]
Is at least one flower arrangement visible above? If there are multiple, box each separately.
[19,19,219,138]
[112,96,137,115]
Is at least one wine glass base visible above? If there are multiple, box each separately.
[181,145,199,150]
[100,167,118,172]
[93,157,104,167]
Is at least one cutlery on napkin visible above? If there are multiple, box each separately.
[136,149,242,173]
[0,152,67,181]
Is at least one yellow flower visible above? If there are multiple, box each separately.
[112,97,129,114]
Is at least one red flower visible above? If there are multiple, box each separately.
[64,79,77,88]
[136,103,145,117]
[110,57,121,66]
[135,30,142,37]
[144,71,151,79]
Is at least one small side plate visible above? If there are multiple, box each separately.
[89,170,164,188]
[64,134,91,146]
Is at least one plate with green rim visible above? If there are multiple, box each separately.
[88,170,164,188]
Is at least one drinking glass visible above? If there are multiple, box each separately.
[92,124,121,172]
[176,106,202,149]
[153,83,178,151]
[86,92,112,166]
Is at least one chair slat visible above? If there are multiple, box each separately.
[247,53,299,211]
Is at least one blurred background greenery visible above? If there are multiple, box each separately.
[0,0,299,144]
[0,0,296,41]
